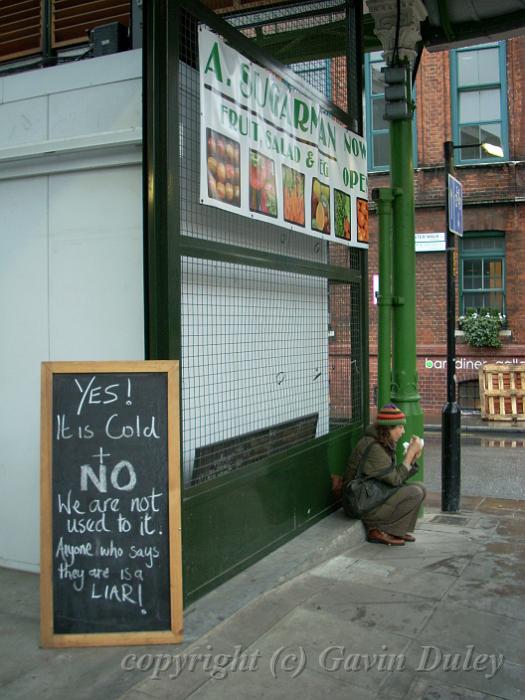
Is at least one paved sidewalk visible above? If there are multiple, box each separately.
[2,493,523,700]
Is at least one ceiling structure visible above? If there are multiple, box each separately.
[205,0,525,62]
[421,0,525,50]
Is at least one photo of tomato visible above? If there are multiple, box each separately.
[249,149,278,218]
[282,165,305,227]
[311,178,330,235]
[357,198,369,242]
[206,128,241,208]
[334,189,351,240]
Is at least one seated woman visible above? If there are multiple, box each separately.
[342,404,426,546]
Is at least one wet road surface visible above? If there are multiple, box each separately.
[423,433,525,500]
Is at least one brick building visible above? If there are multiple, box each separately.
[365,37,525,413]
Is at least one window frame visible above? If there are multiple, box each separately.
[459,231,506,317]
[364,52,417,172]
[450,42,508,165]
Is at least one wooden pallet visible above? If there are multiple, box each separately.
[479,364,525,421]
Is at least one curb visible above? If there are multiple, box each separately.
[425,423,525,436]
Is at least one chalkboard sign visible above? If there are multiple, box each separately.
[40,361,183,648]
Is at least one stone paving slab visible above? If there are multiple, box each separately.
[311,553,460,601]
[382,676,505,700]
[241,605,413,694]
[0,567,40,618]
[178,666,378,700]
[383,639,525,700]
[478,497,525,512]
[302,579,436,638]
[358,536,484,560]
[445,575,525,622]
[0,644,152,700]
[414,601,525,666]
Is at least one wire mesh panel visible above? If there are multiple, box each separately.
[328,280,361,427]
[178,3,364,489]
[181,260,362,486]
[182,259,329,485]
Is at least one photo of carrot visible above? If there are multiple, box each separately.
[282,165,305,226]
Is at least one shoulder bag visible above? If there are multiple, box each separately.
[342,441,401,518]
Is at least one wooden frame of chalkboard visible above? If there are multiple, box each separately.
[40,361,183,648]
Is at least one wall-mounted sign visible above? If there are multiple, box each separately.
[448,174,463,236]
[199,27,368,248]
[415,232,446,253]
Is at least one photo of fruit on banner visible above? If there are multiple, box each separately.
[357,197,369,242]
[311,178,331,235]
[282,165,305,227]
[334,189,351,240]
[207,128,241,207]
[249,150,278,218]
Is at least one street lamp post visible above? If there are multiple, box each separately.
[442,141,461,512]
[441,139,504,513]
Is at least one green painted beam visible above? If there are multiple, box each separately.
[422,10,525,50]
[180,236,361,283]
[251,16,381,64]
[247,11,525,63]
[436,0,456,42]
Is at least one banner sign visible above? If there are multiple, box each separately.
[198,27,369,248]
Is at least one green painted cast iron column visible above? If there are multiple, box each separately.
[388,65,424,470]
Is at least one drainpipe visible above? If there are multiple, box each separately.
[374,187,397,408]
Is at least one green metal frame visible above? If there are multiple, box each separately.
[144,0,368,605]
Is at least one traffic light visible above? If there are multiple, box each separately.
[382,65,412,121]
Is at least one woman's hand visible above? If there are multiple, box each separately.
[405,436,423,465]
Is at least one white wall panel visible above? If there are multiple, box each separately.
[0,177,49,569]
[2,50,142,103]
[49,166,144,360]
[0,52,144,571]
[0,96,48,148]
[49,80,141,139]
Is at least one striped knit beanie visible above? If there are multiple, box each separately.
[376,404,406,426]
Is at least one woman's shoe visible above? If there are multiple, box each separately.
[389,532,416,542]
[401,533,416,542]
[367,528,405,546]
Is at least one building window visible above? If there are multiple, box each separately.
[364,52,417,172]
[451,42,508,163]
[364,53,390,170]
[460,232,506,315]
